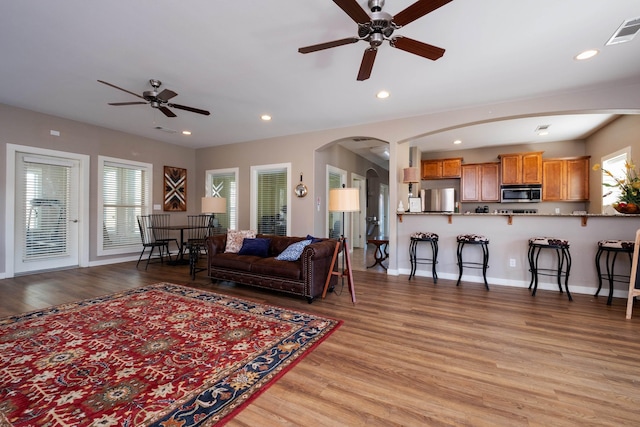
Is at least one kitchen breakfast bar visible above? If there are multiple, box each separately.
[395,212,640,301]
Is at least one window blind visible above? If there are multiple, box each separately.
[207,172,236,230]
[22,160,70,260]
[102,162,147,249]
[328,171,342,238]
[257,168,287,236]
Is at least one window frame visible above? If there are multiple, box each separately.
[97,156,152,256]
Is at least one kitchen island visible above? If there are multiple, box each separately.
[395,212,640,300]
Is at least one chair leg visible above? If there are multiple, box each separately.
[432,240,438,284]
[528,244,535,289]
[456,242,464,286]
[531,246,541,296]
[136,246,146,268]
[594,247,604,297]
[481,242,490,290]
[563,247,573,301]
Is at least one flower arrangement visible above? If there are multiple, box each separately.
[593,160,640,213]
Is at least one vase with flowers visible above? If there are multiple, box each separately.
[593,160,640,214]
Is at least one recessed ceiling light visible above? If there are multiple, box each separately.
[575,49,599,60]
[261,114,272,121]
[376,90,390,99]
[453,140,462,145]
[182,130,191,135]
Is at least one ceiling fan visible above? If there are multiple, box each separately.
[97,79,210,117]
[298,0,452,81]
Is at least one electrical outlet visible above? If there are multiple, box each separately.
[509,258,516,267]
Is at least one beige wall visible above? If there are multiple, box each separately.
[586,115,640,213]
[0,104,195,273]
[2,79,640,276]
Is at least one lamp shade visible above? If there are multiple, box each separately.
[329,188,360,212]
[403,167,420,183]
[201,197,227,214]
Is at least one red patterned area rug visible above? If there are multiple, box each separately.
[0,283,342,426]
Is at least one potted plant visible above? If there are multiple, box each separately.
[593,160,640,214]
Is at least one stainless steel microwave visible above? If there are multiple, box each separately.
[500,185,542,203]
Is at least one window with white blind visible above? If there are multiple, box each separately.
[251,164,291,236]
[98,156,152,255]
[601,147,631,210]
[22,157,71,259]
[205,168,238,231]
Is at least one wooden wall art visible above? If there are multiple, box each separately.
[164,166,187,211]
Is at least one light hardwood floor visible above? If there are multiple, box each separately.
[2,259,640,426]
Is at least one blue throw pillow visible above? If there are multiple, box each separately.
[238,238,271,257]
[275,239,312,261]
[306,234,324,244]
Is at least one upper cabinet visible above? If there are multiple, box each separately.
[421,158,463,180]
[542,156,590,201]
[499,151,543,185]
[461,163,500,202]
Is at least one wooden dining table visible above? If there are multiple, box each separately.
[151,224,208,265]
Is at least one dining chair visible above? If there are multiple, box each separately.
[149,213,179,256]
[136,215,171,270]
[187,215,212,279]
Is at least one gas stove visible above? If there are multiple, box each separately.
[498,209,538,214]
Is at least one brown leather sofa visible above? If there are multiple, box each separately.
[205,234,338,302]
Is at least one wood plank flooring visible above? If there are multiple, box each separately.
[2,260,640,426]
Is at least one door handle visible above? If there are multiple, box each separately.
[70,219,78,223]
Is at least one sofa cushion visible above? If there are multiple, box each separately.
[238,238,271,257]
[250,257,302,280]
[209,253,255,272]
[225,230,256,253]
[275,239,312,261]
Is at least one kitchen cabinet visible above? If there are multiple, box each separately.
[499,151,543,185]
[421,158,462,179]
[542,156,590,201]
[461,163,500,202]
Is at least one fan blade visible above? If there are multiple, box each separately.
[157,89,178,102]
[333,0,370,24]
[97,80,145,100]
[169,103,211,116]
[357,48,377,81]
[391,36,445,60]
[108,102,147,106]
[299,37,359,54]
[159,106,177,118]
[393,0,453,27]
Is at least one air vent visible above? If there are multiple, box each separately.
[154,126,177,134]
[606,16,640,45]
[535,124,550,132]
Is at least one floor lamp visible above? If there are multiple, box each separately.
[323,185,359,304]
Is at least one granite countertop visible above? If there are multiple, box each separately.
[397,211,640,217]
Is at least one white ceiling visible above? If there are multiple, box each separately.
[1,1,639,152]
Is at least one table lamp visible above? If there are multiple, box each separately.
[201,196,227,227]
[403,167,420,201]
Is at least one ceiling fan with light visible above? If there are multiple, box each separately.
[298,0,452,81]
[98,79,210,117]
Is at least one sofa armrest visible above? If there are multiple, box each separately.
[303,239,339,260]
[206,234,226,256]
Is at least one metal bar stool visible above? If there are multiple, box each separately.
[409,232,439,282]
[456,234,490,290]
[595,239,634,305]
[528,237,572,301]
